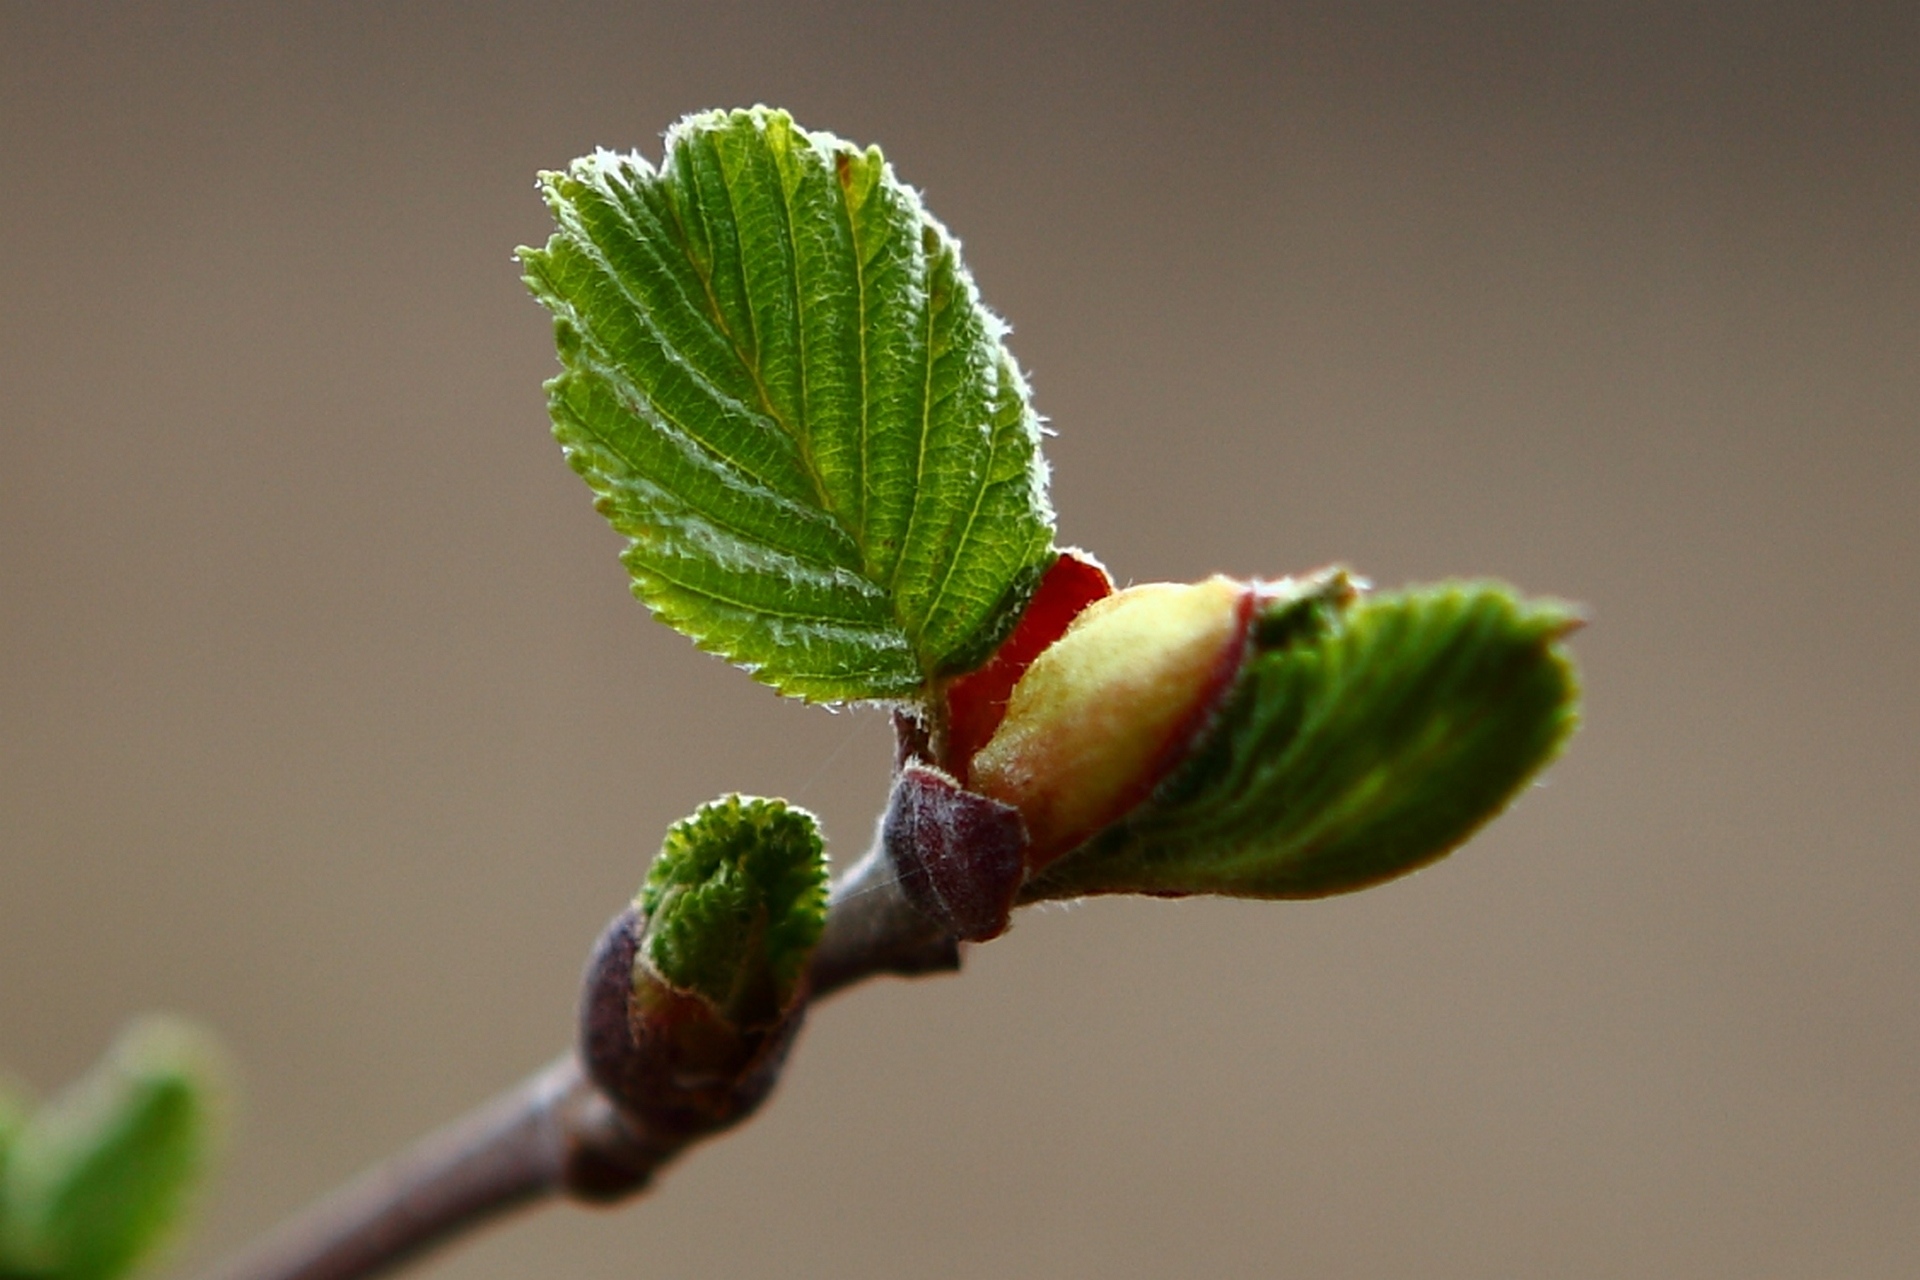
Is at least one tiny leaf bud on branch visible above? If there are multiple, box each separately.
[581,798,827,1149]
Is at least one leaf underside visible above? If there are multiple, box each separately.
[1024,583,1580,901]
[521,107,1055,702]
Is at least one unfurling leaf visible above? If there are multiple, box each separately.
[1022,582,1580,902]
[0,1020,225,1280]
[581,797,829,1146]
[521,107,1056,702]
[639,795,829,1023]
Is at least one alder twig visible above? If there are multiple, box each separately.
[200,843,957,1280]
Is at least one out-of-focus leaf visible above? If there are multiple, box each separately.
[0,1079,26,1177]
[0,1078,30,1280]
[0,1020,225,1280]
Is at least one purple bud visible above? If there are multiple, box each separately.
[883,762,1029,942]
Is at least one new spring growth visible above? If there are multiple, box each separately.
[521,106,1581,949]
[889,554,1580,940]
[173,106,1585,1280]
[638,796,828,1026]
[581,797,828,1146]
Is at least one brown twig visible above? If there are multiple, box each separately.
[200,842,954,1280]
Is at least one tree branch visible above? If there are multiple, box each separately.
[808,843,960,998]
[200,842,955,1280]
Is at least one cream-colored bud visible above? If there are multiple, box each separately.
[968,575,1250,867]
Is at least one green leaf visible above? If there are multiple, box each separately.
[639,796,830,1023]
[0,1079,29,1278]
[0,1020,225,1280]
[0,1079,26,1178]
[1023,583,1580,901]
[520,107,1056,702]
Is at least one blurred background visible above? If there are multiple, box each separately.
[2,3,1915,1277]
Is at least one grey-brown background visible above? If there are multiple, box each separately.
[3,3,1915,1276]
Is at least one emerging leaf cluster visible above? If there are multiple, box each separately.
[1027,582,1581,901]
[639,796,829,1021]
[0,1021,222,1280]
[521,108,1055,703]
[523,107,1584,924]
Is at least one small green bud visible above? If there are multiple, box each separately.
[579,796,828,1151]
[638,796,828,1025]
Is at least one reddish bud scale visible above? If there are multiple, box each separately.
[883,762,1027,942]
[580,907,804,1150]
[941,550,1113,781]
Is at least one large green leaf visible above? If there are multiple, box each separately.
[1023,582,1580,901]
[0,1021,223,1280]
[521,108,1056,702]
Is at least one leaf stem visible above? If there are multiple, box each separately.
[200,843,954,1280]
